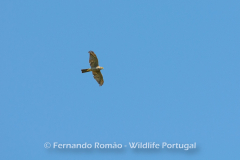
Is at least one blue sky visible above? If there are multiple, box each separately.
[0,0,239,159]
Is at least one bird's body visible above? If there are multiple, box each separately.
[81,51,104,86]
[81,66,103,72]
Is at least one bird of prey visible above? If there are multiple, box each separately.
[81,51,104,86]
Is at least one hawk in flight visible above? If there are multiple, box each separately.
[81,51,104,86]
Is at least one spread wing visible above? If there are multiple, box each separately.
[89,51,99,67]
[92,71,104,86]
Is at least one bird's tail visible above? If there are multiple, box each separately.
[81,69,91,73]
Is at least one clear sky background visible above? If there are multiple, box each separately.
[0,0,239,159]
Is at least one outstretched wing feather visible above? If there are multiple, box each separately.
[89,51,99,67]
[92,71,104,86]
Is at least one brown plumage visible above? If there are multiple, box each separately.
[81,51,104,86]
